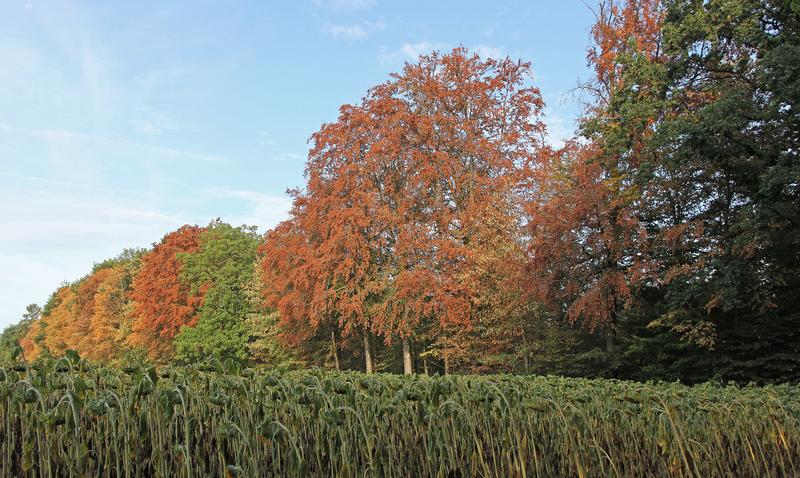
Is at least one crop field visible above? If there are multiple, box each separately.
[1,357,798,477]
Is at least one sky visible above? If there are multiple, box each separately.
[0,0,596,329]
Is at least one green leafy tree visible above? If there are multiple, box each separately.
[174,220,262,362]
[0,304,41,362]
[637,0,800,383]
[243,269,297,367]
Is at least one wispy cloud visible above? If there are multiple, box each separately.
[400,42,446,60]
[129,113,193,135]
[132,68,186,90]
[326,24,368,40]
[379,41,447,65]
[0,171,103,192]
[0,183,193,327]
[379,42,504,65]
[474,45,504,60]
[256,130,277,146]
[209,188,293,231]
[542,113,576,148]
[0,123,227,164]
[542,90,581,147]
[324,18,384,41]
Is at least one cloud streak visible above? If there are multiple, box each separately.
[326,24,369,40]
[324,19,385,41]
[0,123,228,164]
[208,188,293,231]
[379,42,504,65]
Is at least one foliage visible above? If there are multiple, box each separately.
[6,1,800,384]
[0,305,39,363]
[261,47,545,372]
[527,0,800,383]
[19,251,144,363]
[174,221,262,362]
[636,0,800,382]
[128,225,205,361]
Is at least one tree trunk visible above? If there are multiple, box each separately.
[331,330,340,371]
[402,338,413,375]
[364,334,373,374]
[521,329,530,374]
[423,358,429,376]
[443,351,449,375]
[606,325,616,378]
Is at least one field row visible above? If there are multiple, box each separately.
[2,357,798,477]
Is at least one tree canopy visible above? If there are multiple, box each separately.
[6,0,800,384]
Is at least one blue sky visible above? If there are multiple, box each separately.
[0,0,595,328]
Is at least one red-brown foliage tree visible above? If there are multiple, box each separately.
[128,225,205,361]
[527,0,664,353]
[261,47,545,374]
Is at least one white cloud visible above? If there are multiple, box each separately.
[400,42,444,60]
[542,90,581,147]
[256,130,277,146]
[209,188,293,231]
[325,24,368,40]
[0,179,293,329]
[379,42,447,65]
[0,171,103,192]
[132,68,186,90]
[128,109,193,135]
[475,45,504,60]
[324,18,384,41]
[543,113,576,148]
[379,43,504,66]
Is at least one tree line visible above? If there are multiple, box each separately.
[3,0,799,383]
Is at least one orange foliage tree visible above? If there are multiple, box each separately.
[20,251,144,362]
[527,0,664,354]
[128,225,205,361]
[87,263,137,361]
[18,317,46,361]
[20,273,107,360]
[20,286,74,360]
[262,47,545,374]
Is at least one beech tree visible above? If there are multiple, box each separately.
[128,225,205,361]
[262,47,545,374]
[527,0,664,365]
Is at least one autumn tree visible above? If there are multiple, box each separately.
[17,250,144,363]
[527,0,664,370]
[528,0,800,383]
[0,304,39,362]
[84,249,145,361]
[20,278,98,360]
[128,225,205,361]
[262,47,545,374]
[20,292,60,360]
